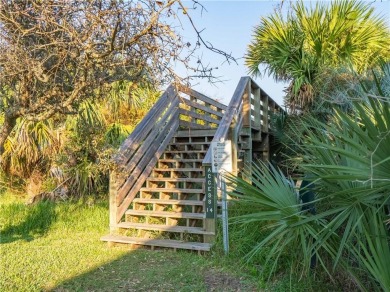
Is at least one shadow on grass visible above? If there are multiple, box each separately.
[51,249,205,291]
[51,248,252,292]
[0,201,57,244]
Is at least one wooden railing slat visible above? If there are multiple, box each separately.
[114,85,177,164]
[203,77,250,165]
[178,108,220,125]
[181,98,224,118]
[178,85,227,111]
[179,120,214,130]
[242,80,251,127]
[116,119,179,220]
[116,111,179,205]
[116,98,179,188]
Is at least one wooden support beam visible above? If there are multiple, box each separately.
[252,88,261,130]
[242,80,252,128]
[261,94,269,132]
[109,171,119,232]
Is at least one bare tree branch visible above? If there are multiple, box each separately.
[0,0,236,155]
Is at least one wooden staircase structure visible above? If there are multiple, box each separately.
[101,77,283,251]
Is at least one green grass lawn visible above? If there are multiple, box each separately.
[0,192,340,291]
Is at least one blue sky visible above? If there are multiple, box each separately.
[175,0,390,107]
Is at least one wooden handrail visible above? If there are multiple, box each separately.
[110,86,180,228]
[177,85,226,130]
[203,76,250,165]
[202,76,284,168]
[114,85,177,165]
[116,98,180,200]
[116,114,179,221]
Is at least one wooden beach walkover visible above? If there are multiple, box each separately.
[101,77,283,251]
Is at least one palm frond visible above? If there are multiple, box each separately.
[226,162,332,277]
[246,0,390,110]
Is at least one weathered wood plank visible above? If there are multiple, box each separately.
[116,120,179,220]
[242,80,251,127]
[204,219,216,243]
[179,120,214,130]
[117,222,214,235]
[117,98,179,181]
[101,235,211,251]
[178,108,220,125]
[115,86,178,164]
[178,85,227,111]
[140,187,203,193]
[133,198,204,206]
[175,129,217,137]
[125,209,204,219]
[164,150,207,154]
[153,168,202,172]
[203,76,250,165]
[181,98,224,118]
[261,94,269,131]
[158,159,203,163]
[116,115,178,205]
[109,171,119,232]
[252,88,261,129]
[146,178,204,183]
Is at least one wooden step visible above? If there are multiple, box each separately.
[101,234,211,251]
[153,168,202,172]
[168,142,211,146]
[133,198,203,206]
[125,209,204,219]
[175,129,217,138]
[140,188,203,193]
[134,198,222,208]
[240,132,251,137]
[164,150,207,154]
[147,178,204,183]
[117,222,214,235]
[158,159,203,163]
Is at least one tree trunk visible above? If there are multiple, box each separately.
[0,114,17,156]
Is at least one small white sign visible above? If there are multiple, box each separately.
[211,141,232,174]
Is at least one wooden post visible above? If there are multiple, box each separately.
[260,93,270,161]
[252,87,261,130]
[242,81,253,182]
[242,80,252,128]
[260,135,270,161]
[261,93,269,132]
[229,126,238,176]
[109,171,119,233]
[252,87,261,142]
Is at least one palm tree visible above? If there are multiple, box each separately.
[246,0,390,111]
